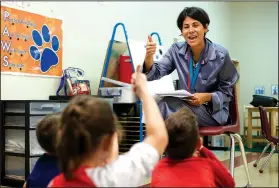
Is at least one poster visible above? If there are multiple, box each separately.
[271,85,278,95]
[1,5,63,77]
[254,86,265,95]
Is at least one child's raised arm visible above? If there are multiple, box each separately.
[131,65,168,155]
[85,65,168,187]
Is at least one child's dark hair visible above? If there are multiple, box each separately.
[36,112,61,154]
[57,95,119,180]
[165,107,199,160]
[177,7,210,31]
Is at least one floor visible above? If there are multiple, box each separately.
[1,151,278,187]
[228,151,278,187]
[141,150,278,187]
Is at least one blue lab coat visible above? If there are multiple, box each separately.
[145,38,239,126]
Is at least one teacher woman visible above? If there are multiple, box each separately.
[143,7,239,126]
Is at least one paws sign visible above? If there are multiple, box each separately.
[1,6,63,77]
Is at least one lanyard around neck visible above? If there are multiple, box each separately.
[187,42,208,93]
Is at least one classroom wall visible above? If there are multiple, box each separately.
[1,1,232,99]
[229,2,278,133]
[1,2,278,135]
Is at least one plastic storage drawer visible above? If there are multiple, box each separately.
[4,115,45,128]
[5,156,39,177]
[5,102,26,113]
[29,102,62,114]
[5,129,44,155]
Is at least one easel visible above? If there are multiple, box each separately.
[99,22,144,142]
[150,32,163,45]
[100,22,135,88]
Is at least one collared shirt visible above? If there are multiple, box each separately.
[144,39,239,125]
[49,142,159,187]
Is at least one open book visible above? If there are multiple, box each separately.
[141,89,194,124]
[155,89,194,99]
[101,77,193,100]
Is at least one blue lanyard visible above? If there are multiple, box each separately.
[187,42,208,93]
[189,55,202,92]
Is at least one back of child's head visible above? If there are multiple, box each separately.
[57,95,119,180]
[36,112,61,155]
[165,107,199,160]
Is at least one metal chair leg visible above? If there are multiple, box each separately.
[259,144,276,173]
[233,133,252,187]
[253,142,271,167]
[229,134,235,177]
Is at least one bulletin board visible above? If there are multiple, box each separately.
[1,5,63,77]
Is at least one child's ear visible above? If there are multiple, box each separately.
[111,132,119,159]
[196,137,203,151]
[105,132,119,164]
[102,134,113,151]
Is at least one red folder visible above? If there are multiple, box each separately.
[119,55,133,83]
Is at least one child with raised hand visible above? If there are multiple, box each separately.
[23,113,61,187]
[48,65,168,187]
[151,107,235,187]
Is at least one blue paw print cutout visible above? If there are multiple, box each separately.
[29,24,60,73]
